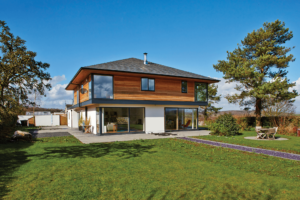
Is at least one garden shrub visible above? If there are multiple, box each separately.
[236,117,251,131]
[208,113,240,136]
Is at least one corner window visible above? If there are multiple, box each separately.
[195,82,207,102]
[89,81,92,99]
[94,75,113,99]
[182,81,187,93]
[141,78,155,91]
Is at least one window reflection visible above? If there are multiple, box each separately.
[195,83,207,102]
[94,75,113,99]
[149,79,155,91]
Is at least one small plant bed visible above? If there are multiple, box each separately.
[193,131,300,154]
[1,136,300,199]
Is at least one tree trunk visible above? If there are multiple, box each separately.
[255,98,262,126]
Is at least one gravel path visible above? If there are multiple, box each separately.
[178,137,300,161]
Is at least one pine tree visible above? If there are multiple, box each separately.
[200,84,222,121]
[213,20,298,126]
[0,20,51,137]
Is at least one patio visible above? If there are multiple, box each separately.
[67,128,211,144]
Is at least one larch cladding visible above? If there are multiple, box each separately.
[114,75,194,101]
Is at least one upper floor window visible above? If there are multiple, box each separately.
[89,81,92,99]
[94,75,113,99]
[195,82,207,102]
[181,81,187,93]
[141,78,155,91]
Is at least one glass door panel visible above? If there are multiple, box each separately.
[178,108,198,130]
[165,108,177,131]
[129,108,144,132]
[103,108,129,133]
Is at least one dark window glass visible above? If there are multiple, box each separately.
[182,81,187,93]
[94,75,113,99]
[195,82,207,102]
[141,78,148,90]
[149,79,155,91]
[141,78,155,91]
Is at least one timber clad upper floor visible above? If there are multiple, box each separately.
[66,57,219,107]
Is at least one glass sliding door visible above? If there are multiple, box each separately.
[129,108,144,132]
[165,108,177,131]
[103,108,129,133]
[179,108,198,130]
[166,108,198,131]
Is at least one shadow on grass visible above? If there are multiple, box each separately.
[0,141,33,199]
[32,142,156,160]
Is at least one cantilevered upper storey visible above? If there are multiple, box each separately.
[65,55,219,108]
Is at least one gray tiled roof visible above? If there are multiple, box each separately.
[83,58,219,81]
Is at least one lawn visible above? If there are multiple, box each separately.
[1,136,300,199]
[194,131,300,155]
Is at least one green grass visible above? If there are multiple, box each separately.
[1,136,300,199]
[194,131,300,154]
[14,126,41,132]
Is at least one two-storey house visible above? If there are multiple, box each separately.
[66,53,219,135]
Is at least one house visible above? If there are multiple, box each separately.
[65,53,219,135]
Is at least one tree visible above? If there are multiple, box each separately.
[213,20,298,126]
[0,20,51,137]
[200,83,222,121]
[263,98,295,117]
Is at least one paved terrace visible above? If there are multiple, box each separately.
[67,128,210,144]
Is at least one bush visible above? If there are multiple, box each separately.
[208,113,240,136]
[236,117,251,131]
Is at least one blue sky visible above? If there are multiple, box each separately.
[1,0,300,111]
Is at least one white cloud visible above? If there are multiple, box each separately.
[38,75,73,109]
[50,75,66,86]
[213,78,242,111]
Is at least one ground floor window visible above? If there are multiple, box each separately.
[165,108,198,131]
[96,107,144,134]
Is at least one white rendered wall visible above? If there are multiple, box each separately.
[67,110,72,127]
[145,106,165,133]
[72,110,79,128]
[87,107,97,134]
[35,115,60,126]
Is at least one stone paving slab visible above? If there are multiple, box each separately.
[178,137,300,161]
